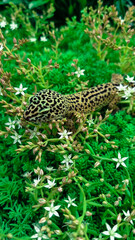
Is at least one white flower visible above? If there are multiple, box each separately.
[14,83,27,95]
[0,43,4,51]
[116,84,127,92]
[75,67,85,77]
[61,154,73,166]
[127,87,135,94]
[122,87,134,99]
[10,21,18,30]
[11,131,21,144]
[119,17,124,25]
[112,152,128,168]
[123,210,135,225]
[22,171,32,178]
[102,223,122,240]
[30,37,36,42]
[15,118,22,129]
[5,118,16,129]
[46,166,56,172]
[122,179,129,186]
[64,195,77,208]
[29,127,41,139]
[63,163,73,171]
[61,154,73,171]
[31,225,49,240]
[92,234,104,240]
[87,119,94,127]
[0,87,3,96]
[40,36,47,42]
[58,129,72,139]
[33,177,41,187]
[0,19,7,28]
[125,75,135,83]
[44,202,61,218]
[44,179,56,189]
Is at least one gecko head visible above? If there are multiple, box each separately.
[111,74,123,85]
[23,91,51,122]
[23,89,65,123]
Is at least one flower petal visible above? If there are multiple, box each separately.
[49,212,53,218]
[122,157,128,161]
[116,163,120,168]
[112,224,117,232]
[114,233,122,238]
[102,231,109,236]
[31,234,38,238]
[54,205,61,210]
[34,225,40,233]
[54,211,59,217]
[106,223,111,231]
[110,236,114,240]
[118,152,121,159]
[121,162,127,168]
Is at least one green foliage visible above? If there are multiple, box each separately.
[0,1,135,240]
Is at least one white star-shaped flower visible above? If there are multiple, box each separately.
[61,154,73,165]
[127,87,135,94]
[10,21,18,30]
[11,131,21,144]
[22,171,32,178]
[44,179,56,189]
[29,127,41,139]
[33,177,41,187]
[122,87,135,99]
[0,19,7,28]
[116,84,127,92]
[14,83,27,95]
[75,67,85,78]
[15,118,22,129]
[46,166,56,172]
[40,36,48,42]
[87,119,94,127]
[63,163,73,171]
[123,210,135,225]
[125,75,135,83]
[5,118,16,129]
[30,37,36,42]
[64,195,77,208]
[44,202,61,218]
[58,129,72,139]
[0,43,4,51]
[122,179,129,186]
[112,152,128,168]
[102,223,122,240]
[31,225,49,240]
[119,17,124,25]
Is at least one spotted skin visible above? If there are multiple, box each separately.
[23,74,122,123]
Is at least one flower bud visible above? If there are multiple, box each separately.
[117,213,122,223]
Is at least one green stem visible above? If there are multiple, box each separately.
[124,167,134,206]
[73,178,89,238]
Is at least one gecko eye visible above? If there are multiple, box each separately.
[29,96,40,104]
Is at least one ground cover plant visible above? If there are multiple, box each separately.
[0,1,135,239]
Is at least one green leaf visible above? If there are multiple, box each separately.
[87,201,103,207]
[29,0,50,9]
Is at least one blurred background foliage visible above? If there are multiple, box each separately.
[0,0,134,26]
